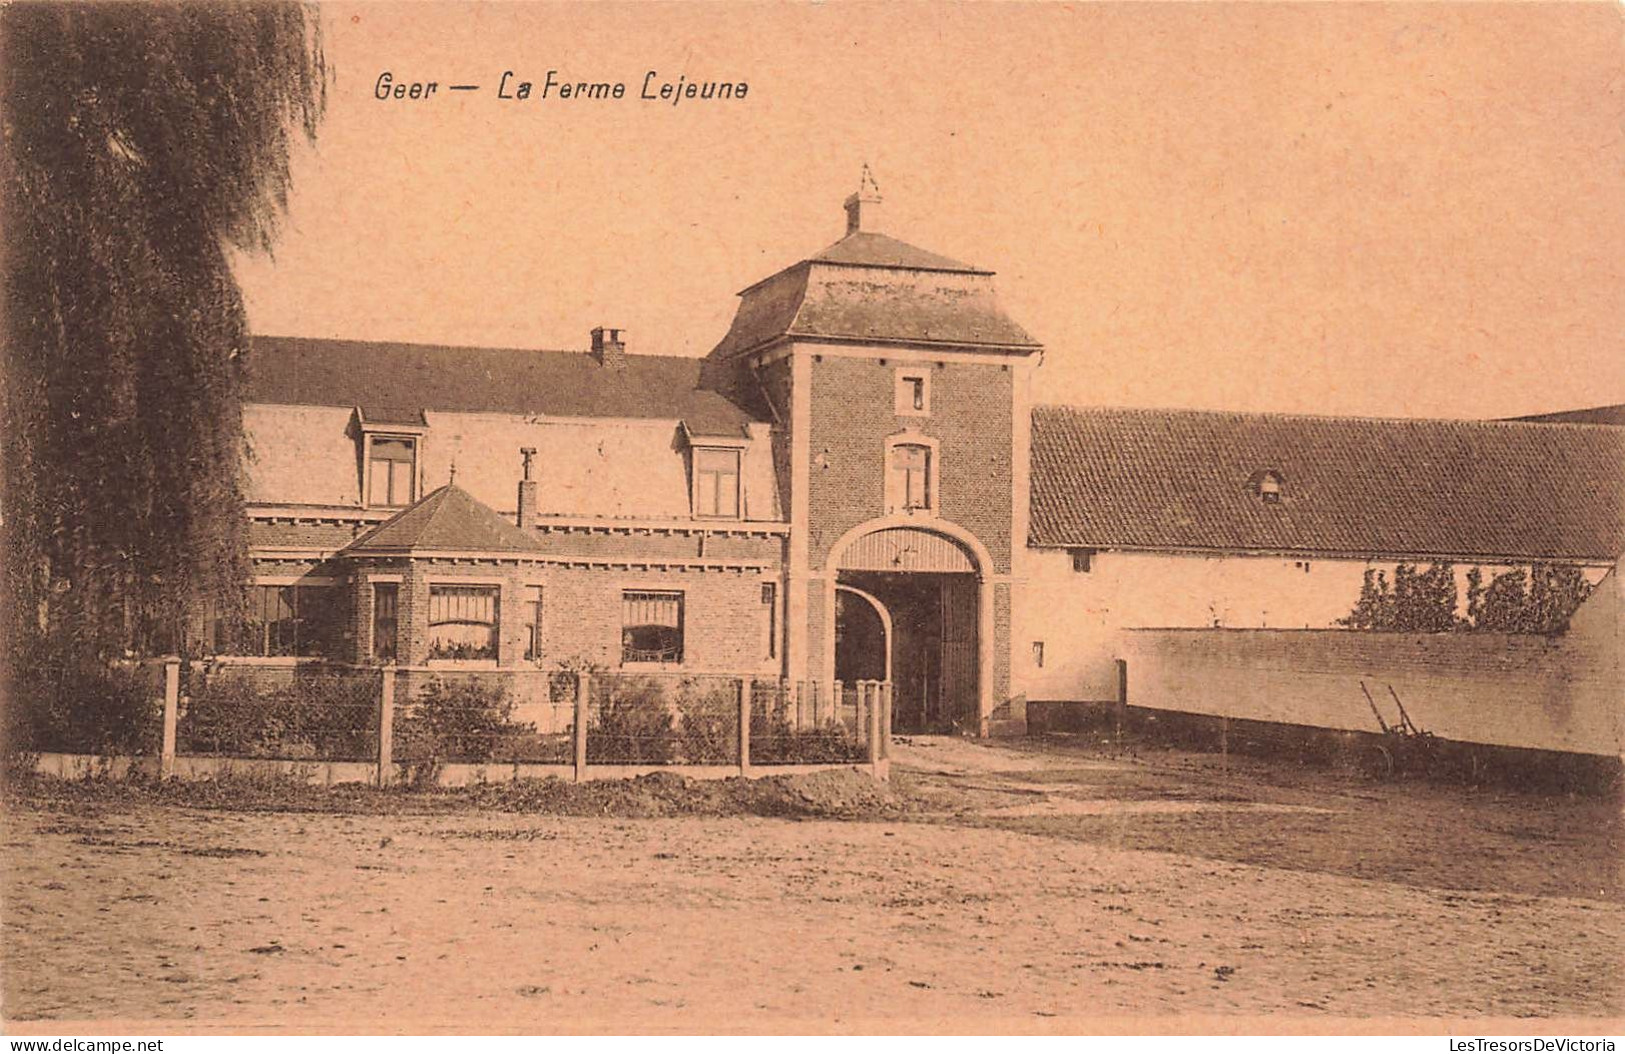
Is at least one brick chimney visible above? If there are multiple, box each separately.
[843,165,882,236]
[516,447,538,530]
[590,326,627,369]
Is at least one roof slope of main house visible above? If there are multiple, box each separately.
[1030,405,1625,562]
[246,335,759,435]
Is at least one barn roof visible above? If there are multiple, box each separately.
[245,336,758,437]
[1029,405,1625,562]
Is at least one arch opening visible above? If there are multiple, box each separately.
[827,521,988,734]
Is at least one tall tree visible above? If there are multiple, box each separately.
[2,3,325,674]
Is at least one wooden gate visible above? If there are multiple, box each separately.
[938,576,978,727]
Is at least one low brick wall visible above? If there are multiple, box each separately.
[1119,628,1622,758]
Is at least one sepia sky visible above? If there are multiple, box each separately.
[234,2,1625,420]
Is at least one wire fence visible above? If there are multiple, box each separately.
[178,663,380,762]
[20,659,890,777]
[392,668,574,766]
[749,680,871,765]
[583,672,739,766]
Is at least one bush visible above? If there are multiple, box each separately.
[14,655,161,756]
[747,685,866,764]
[394,675,538,764]
[180,665,377,760]
[749,712,866,764]
[587,676,676,764]
[673,680,738,764]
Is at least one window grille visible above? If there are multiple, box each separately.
[622,590,684,663]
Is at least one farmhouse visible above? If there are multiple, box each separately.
[233,179,1625,755]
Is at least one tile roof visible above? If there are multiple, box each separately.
[710,234,1039,360]
[1507,404,1625,426]
[250,521,373,551]
[343,485,543,555]
[1030,405,1625,562]
[809,231,984,274]
[245,336,759,436]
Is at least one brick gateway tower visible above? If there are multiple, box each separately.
[704,174,1042,734]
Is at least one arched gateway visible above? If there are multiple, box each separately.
[825,519,993,734]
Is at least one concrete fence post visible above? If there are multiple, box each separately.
[866,682,881,771]
[574,671,591,783]
[160,658,180,781]
[881,682,893,759]
[377,666,396,787]
[1115,658,1129,740]
[739,677,753,775]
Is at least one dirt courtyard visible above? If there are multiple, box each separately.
[3,736,1622,1031]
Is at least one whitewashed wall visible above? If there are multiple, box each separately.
[243,404,781,522]
[1012,548,1615,702]
[243,404,360,506]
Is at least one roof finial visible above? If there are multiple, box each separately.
[844,164,883,236]
[448,461,457,486]
[859,162,880,198]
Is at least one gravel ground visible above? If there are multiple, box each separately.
[3,736,1621,1031]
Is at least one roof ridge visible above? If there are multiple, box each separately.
[251,334,709,364]
[1033,402,1625,434]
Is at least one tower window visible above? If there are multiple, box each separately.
[894,369,931,416]
[891,443,932,511]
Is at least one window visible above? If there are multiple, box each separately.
[622,590,683,664]
[692,447,741,519]
[891,443,932,511]
[762,582,777,659]
[1257,471,1283,504]
[428,584,499,661]
[217,584,341,658]
[368,436,418,508]
[1071,549,1094,573]
[523,585,543,661]
[1032,641,1045,669]
[895,369,930,416]
[372,583,399,662]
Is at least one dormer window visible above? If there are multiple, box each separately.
[367,436,419,508]
[1256,471,1284,504]
[692,446,742,519]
